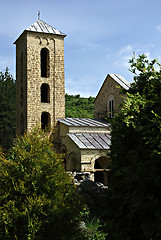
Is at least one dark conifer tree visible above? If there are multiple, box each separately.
[0,68,16,150]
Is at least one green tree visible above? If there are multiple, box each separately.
[0,68,16,150]
[0,127,84,240]
[105,54,161,240]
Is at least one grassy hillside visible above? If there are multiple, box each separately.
[65,94,95,119]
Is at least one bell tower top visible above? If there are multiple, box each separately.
[14,19,66,44]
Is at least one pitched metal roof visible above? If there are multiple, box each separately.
[95,73,130,101]
[68,133,111,149]
[109,74,130,90]
[58,118,110,128]
[26,20,66,36]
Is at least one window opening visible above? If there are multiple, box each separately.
[41,48,49,77]
[41,112,50,130]
[41,84,50,103]
[109,98,114,118]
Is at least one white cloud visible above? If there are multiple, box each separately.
[114,45,134,69]
[118,44,133,56]
[157,25,161,32]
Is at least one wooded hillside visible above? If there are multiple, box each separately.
[65,94,95,119]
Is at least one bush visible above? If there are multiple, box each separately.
[0,128,83,240]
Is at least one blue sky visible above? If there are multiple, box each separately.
[0,0,161,97]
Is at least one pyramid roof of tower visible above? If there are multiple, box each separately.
[14,20,66,44]
[26,20,66,36]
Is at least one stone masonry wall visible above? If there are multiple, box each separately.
[15,32,27,136]
[59,122,81,171]
[26,32,65,131]
[94,75,126,119]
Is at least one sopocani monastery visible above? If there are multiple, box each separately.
[14,19,130,185]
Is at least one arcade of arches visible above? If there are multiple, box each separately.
[60,144,110,186]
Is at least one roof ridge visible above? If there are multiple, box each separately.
[26,20,66,36]
[113,74,130,88]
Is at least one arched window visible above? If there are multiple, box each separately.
[41,112,50,130]
[41,48,49,78]
[41,83,50,103]
[109,98,114,118]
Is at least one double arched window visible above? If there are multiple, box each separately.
[41,83,50,103]
[41,48,49,78]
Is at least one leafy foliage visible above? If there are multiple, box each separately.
[0,128,84,240]
[65,94,95,118]
[105,54,161,240]
[83,217,107,240]
[0,68,16,150]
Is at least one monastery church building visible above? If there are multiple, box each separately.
[14,19,130,185]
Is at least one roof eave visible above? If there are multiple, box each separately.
[14,29,67,45]
[94,74,109,102]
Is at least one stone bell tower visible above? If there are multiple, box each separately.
[14,19,66,136]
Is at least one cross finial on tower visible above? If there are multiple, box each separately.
[38,11,40,20]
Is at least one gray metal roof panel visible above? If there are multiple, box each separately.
[58,118,110,128]
[109,74,130,90]
[67,133,111,150]
[58,118,80,126]
[67,133,87,149]
[76,133,95,149]
[91,133,110,149]
[26,20,66,36]
[83,133,103,149]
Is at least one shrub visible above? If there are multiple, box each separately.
[0,128,83,240]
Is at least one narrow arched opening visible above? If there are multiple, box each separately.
[94,156,110,186]
[41,112,50,130]
[41,83,50,103]
[41,48,49,78]
[108,97,114,118]
[68,152,78,172]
